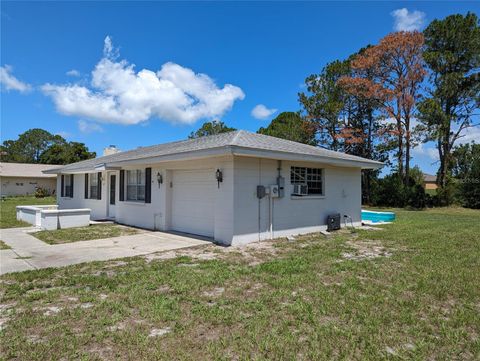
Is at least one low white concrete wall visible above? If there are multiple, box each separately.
[16,206,39,226]
[16,205,90,230]
[41,209,91,230]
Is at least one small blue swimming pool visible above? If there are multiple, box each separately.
[361,210,396,223]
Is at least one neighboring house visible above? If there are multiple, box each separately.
[0,162,59,197]
[45,131,382,246]
[423,173,438,190]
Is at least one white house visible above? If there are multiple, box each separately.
[0,162,59,197]
[44,131,382,245]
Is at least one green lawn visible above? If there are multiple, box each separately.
[32,224,140,244]
[1,208,479,360]
[0,196,56,228]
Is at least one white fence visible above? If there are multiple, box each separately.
[16,205,91,230]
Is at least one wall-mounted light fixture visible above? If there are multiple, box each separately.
[156,172,163,187]
[215,169,223,188]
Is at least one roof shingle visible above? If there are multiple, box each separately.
[47,130,383,173]
[0,163,59,178]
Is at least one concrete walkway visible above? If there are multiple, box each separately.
[0,227,211,275]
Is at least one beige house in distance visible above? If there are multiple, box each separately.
[0,162,59,197]
[423,173,438,191]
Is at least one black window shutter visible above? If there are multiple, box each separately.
[70,174,74,198]
[85,174,89,199]
[119,170,125,201]
[145,167,151,204]
[61,175,65,197]
[97,172,102,200]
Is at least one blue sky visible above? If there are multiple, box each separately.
[1,1,479,174]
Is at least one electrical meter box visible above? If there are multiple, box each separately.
[270,185,279,198]
[277,176,285,198]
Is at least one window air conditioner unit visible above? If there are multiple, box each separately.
[292,184,308,196]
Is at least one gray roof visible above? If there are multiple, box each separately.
[0,162,59,178]
[46,130,383,173]
[423,173,437,182]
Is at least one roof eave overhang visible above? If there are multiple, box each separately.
[42,168,64,175]
[2,174,57,178]
[229,146,384,169]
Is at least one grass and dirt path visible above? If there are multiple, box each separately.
[0,207,479,360]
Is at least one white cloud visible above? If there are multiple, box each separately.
[251,104,277,120]
[412,143,439,161]
[103,35,118,60]
[42,36,245,125]
[66,69,80,77]
[55,131,71,138]
[457,125,480,145]
[391,8,425,31]
[78,119,103,134]
[0,65,32,93]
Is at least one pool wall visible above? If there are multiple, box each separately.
[361,210,395,223]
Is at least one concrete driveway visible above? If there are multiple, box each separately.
[0,227,211,275]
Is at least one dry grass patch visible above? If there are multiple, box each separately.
[32,223,140,244]
[341,239,393,261]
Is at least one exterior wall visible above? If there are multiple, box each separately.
[424,181,438,190]
[113,166,161,230]
[56,156,235,245]
[57,173,108,220]
[56,155,362,246]
[231,156,362,245]
[115,156,234,242]
[1,176,56,196]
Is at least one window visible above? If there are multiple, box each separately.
[89,174,98,199]
[64,174,72,197]
[126,170,145,201]
[290,167,324,195]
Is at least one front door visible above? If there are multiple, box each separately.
[108,173,116,218]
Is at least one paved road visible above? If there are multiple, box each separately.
[0,227,211,275]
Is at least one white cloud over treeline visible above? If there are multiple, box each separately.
[42,36,245,125]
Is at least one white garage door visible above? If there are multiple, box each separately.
[171,169,215,238]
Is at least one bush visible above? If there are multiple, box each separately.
[370,174,406,207]
[406,184,426,209]
[370,172,427,209]
[452,142,480,209]
[459,175,480,209]
[35,187,50,198]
